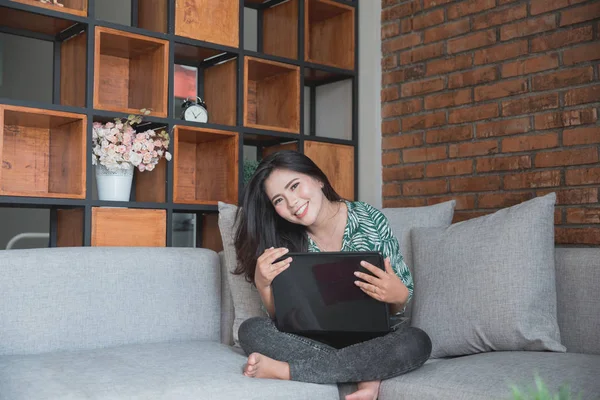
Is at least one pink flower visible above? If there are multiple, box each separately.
[138,164,146,172]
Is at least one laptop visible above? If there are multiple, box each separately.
[271,251,391,348]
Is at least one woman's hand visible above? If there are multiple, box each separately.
[354,257,409,308]
[254,247,292,290]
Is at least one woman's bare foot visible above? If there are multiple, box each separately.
[243,353,291,380]
[345,380,381,400]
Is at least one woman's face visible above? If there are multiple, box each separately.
[264,168,325,226]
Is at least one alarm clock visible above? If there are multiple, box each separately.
[181,97,208,123]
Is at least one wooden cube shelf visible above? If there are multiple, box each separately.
[10,0,87,17]
[56,208,83,247]
[134,158,167,203]
[94,27,169,117]
[304,141,354,200]
[91,208,166,247]
[244,56,300,133]
[0,5,78,37]
[175,0,239,48]
[305,0,355,70]
[138,0,168,33]
[173,125,238,205]
[0,104,86,199]
[61,30,87,108]
[261,0,298,60]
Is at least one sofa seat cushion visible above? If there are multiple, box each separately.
[380,351,600,400]
[0,341,339,400]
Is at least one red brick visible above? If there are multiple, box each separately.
[473,4,528,30]
[474,40,528,65]
[424,89,472,109]
[382,23,401,40]
[383,0,403,6]
[449,103,499,124]
[448,29,496,54]
[478,192,535,209]
[476,117,531,138]
[532,67,594,91]
[400,43,445,64]
[382,119,401,135]
[560,2,600,26]
[447,0,496,19]
[381,87,401,103]
[402,111,447,132]
[449,140,499,158]
[564,127,600,146]
[382,1,421,22]
[538,188,599,205]
[426,160,473,177]
[564,42,600,65]
[424,19,470,43]
[382,151,401,166]
[382,55,398,70]
[530,0,587,15]
[566,167,600,185]
[426,125,474,143]
[501,15,557,41]
[476,155,532,172]
[474,79,528,101]
[536,147,598,168]
[504,170,562,189]
[531,25,593,52]
[564,84,600,106]
[401,77,445,97]
[383,65,427,85]
[449,66,497,88]
[383,70,404,85]
[411,9,446,31]
[403,180,448,196]
[427,195,476,210]
[382,99,422,118]
[502,133,559,152]
[382,132,424,149]
[451,175,502,192]
[383,164,425,181]
[501,54,560,77]
[534,109,597,130]
[383,33,422,53]
[423,0,453,9]
[498,0,519,4]
[452,211,491,223]
[556,228,600,246]
[383,198,428,208]
[426,54,473,76]
[382,182,402,197]
[502,93,559,116]
[566,208,600,224]
[403,146,447,163]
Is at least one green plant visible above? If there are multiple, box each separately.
[243,159,261,186]
[510,375,582,400]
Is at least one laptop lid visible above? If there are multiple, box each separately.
[271,251,390,337]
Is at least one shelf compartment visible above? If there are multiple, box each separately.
[94,26,169,117]
[304,140,354,200]
[305,0,355,70]
[244,56,300,134]
[175,0,239,48]
[0,104,86,199]
[251,0,298,60]
[61,29,87,107]
[91,207,166,246]
[56,208,83,247]
[138,0,168,33]
[10,0,87,17]
[0,5,78,37]
[173,125,238,205]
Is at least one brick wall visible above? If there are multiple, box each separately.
[381,0,600,245]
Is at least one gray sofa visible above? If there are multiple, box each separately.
[0,246,598,399]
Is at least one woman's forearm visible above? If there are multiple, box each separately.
[258,286,276,318]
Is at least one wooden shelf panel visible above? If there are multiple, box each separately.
[10,0,87,17]
[138,0,168,33]
[91,207,166,247]
[56,208,83,247]
[203,59,237,126]
[244,56,300,134]
[305,0,355,70]
[173,125,239,205]
[0,5,78,36]
[94,26,169,118]
[304,140,354,200]
[0,104,86,199]
[175,0,239,48]
[135,158,167,203]
[61,30,87,107]
[262,0,298,60]
[201,213,223,252]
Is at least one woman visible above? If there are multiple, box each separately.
[233,150,431,400]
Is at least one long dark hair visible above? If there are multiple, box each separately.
[233,150,342,283]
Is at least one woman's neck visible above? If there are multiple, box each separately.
[307,199,343,239]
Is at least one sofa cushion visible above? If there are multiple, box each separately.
[555,247,600,355]
[380,351,600,400]
[410,193,565,358]
[0,341,339,400]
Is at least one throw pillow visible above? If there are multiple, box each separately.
[409,193,566,358]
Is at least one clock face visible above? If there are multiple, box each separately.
[184,105,208,123]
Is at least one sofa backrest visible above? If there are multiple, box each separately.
[0,247,221,356]
[555,247,600,356]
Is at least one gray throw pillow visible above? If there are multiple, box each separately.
[217,202,264,347]
[410,193,566,358]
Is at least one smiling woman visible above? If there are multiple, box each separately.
[232,150,432,400]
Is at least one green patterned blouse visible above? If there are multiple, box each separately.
[308,200,414,306]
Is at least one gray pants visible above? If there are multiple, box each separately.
[238,317,432,384]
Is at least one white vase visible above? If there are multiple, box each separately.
[96,163,134,201]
